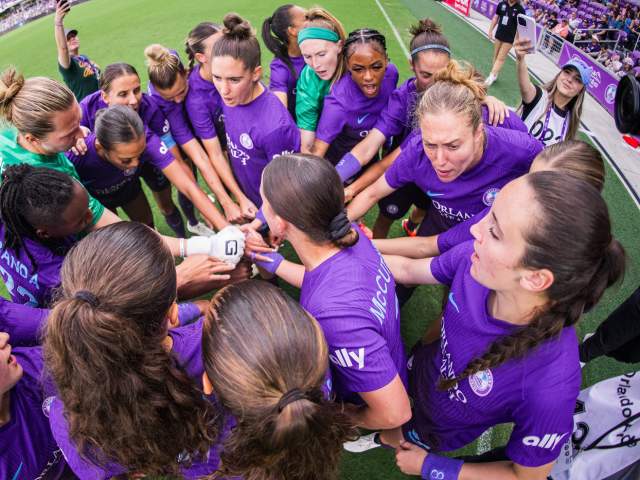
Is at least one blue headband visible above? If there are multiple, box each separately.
[410,44,451,57]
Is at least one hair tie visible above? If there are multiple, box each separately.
[328,210,351,241]
[74,290,100,308]
[277,388,308,412]
[410,44,451,57]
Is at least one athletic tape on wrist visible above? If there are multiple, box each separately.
[255,251,284,275]
[420,453,463,480]
[179,238,186,258]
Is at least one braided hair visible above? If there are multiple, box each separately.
[0,165,77,270]
[343,28,387,59]
[438,172,625,390]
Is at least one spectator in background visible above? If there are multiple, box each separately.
[552,18,570,38]
[568,12,580,30]
[546,11,559,30]
[486,0,526,86]
[618,57,634,78]
[605,52,623,75]
[584,36,602,58]
[53,0,100,101]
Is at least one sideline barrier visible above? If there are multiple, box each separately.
[470,0,619,117]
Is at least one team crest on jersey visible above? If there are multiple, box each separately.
[42,396,55,417]
[240,133,254,150]
[482,188,499,206]
[469,369,494,397]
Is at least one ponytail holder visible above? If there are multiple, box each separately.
[298,27,340,45]
[74,290,100,308]
[410,44,451,57]
[277,388,308,412]
[328,210,351,241]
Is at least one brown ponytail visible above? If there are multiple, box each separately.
[262,153,359,249]
[203,281,357,479]
[185,21,222,71]
[44,222,217,475]
[212,13,261,71]
[439,172,625,390]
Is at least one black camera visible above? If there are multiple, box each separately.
[614,73,640,137]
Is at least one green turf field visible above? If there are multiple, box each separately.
[1,0,639,477]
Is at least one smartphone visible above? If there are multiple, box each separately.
[517,14,537,53]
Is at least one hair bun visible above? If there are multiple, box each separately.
[1,163,32,184]
[144,44,172,67]
[223,13,253,40]
[410,18,442,36]
[0,67,25,119]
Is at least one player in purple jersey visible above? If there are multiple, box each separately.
[201,280,356,479]
[80,63,229,234]
[146,43,256,228]
[0,165,90,308]
[296,7,347,151]
[69,105,229,236]
[184,21,261,222]
[43,222,221,479]
[262,4,307,118]
[0,332,68,480]
[367,172,626,479]
[348,60,542,237]
[245,153,411,432]
[210,14,300,208]
[374,140,606,263]
[341,20,523,239]
[312,29,398,166]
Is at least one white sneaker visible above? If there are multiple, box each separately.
[484,73,497,87]
[343,432,382,453]
[187,222,215,237]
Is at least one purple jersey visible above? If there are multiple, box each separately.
[185,65,225,141]
[48,319,220,479]
[299,229,407,404]
[0,297,48,346]
[80,91,174,147]
[385,126,542,235]
[437,207,488,254]
[269,55,306,120]
[316,63,399,164]
[148,84,195,146]
[0,347,67,480]
[406,241,580,466]
[223,87,301,206]
[0,222,74,307]
[373,77,419,143]
[67,133,174,202]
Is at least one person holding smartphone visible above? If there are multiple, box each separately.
[53,0,100,101]
[486,0,526,87]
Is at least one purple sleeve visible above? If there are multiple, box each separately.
[481,105,529,133]
[437,208,488,254]
[144,100,172,139]
[177,302,201,326]
[374,87,408,139]
[263,123,301,160]
[505,386,577,466]
[169,318,204,381]
[185,93,217,140]
[164,104,195,146]
[0,297,48,346]
[320,310,399,393]
[430,241,473,287]
[80,101,92,129]
[144,131,175,170]
[315,94,347,145]
[269,59,291,93]
[384,134,421,189]
[49,398,126,479]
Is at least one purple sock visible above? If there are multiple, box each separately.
[178,192,198,226]
[164,209,186,237]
